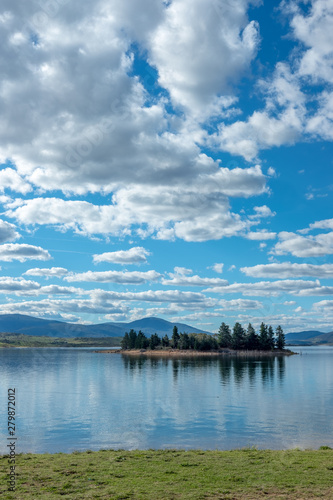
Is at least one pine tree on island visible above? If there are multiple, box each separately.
[218,322,232,347]
[179,332,190,350]
[121,331,130,350]
[162,334,170,347]
[267,326,275,351]
[232,322,246,350]
[259,322,269,350]
[276,325,286,350]
[246,323,259,350]
[149,333,160,350]
[171,325,180,348]
[129,329,137,349]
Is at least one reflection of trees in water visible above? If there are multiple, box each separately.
[218,358,232,385]
[121,354,286,386]
[261,358,275,384]
[219,356,286,387]
[277,356,285,382]
[171,357,225,382]
[232,358,246,385]
[247,360,257,386]
[122,355,147,371]
[172,359,179,380]
[149,357,160,369]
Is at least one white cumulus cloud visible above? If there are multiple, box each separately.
[218,298,263,310]
[148,0,260,116]
[65,270,161,284]
[0,243,51,262]
[93,247,151,265]
[24,267,69,278]
[212,263,224,274]
[0,220,20,243]
[245,230,277,240]
[162,270,229,287]
[272,231,333,257]
[241,262,333,279]
[204,279,322,297]
[0,277,40,293]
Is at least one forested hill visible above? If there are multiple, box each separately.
[0,314,211,338]
[285,330,333,345]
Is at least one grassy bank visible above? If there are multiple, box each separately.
[1,448,332,499]
[0,332,122,348]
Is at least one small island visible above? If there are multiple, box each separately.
[97,321,296,356]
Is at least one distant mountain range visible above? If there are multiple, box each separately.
[0,314,211,338]
[0,314,331,344]
[285,330,333,345]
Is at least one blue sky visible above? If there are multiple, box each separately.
[0,0,332,333]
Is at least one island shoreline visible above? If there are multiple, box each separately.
[95,348,296,356]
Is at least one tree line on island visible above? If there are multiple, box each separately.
[121,322,286,351]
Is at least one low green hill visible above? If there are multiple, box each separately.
[0,332,122,348]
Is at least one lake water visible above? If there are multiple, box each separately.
[1,346,333,454]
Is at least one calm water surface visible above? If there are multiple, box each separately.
[1,346,332,453]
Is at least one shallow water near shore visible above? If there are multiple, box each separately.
[0,345,332,453]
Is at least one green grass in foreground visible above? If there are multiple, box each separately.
[0,332,122,348]
[1,448,333,499]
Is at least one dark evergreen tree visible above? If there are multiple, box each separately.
[149,333,161,350]
[179,332,190,350]
[218,322,232,347]
[121,332,130,350]
[259,322,269,350]
[200,334,213,351]
[210,335,219,350]
[232,322,246,349]
[193,336,200,350]
[171,325,180,348]
[135,330,147,349]
[276,325,285,350]
[188,334,196,350]
[162,334,170,347]
[267,325,275,350]
[245,323,259,350]
[128,329,137,349]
